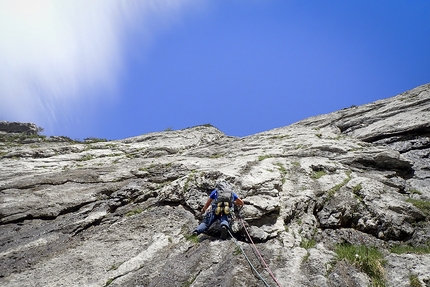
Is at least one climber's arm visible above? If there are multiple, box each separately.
[234,198,244,206]
[201,198,213,213]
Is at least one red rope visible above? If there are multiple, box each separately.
[240,218,283,287]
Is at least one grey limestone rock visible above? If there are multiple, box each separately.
[0,121,39,134]
[1,84,430,286]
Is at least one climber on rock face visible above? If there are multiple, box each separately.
[193,182,244,240]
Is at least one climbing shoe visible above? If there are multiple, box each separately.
[220,226,228,240]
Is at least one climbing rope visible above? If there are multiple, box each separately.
[239,218,283,287]
[227,229,272,287]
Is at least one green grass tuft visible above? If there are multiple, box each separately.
[311,170,327,179]
[390,243,430,255]
[184,234,200,244]
[258,154,272,161]
[406,198,430,216]
[327,171,352,198]
[300,238,316,249]
[409,274,422,287]
[275,162,288,184]
[334,243,386,287]
[105,278,114,286]
[125,208,143,217]
[78,154,95,161]
[353,183,362,192]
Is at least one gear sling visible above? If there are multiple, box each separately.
[214,183,234,216]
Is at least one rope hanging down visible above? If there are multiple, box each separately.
[239,218,283,287]
[227,229,272,287]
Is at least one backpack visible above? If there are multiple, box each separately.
[214,182,234,216]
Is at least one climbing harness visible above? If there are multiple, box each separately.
[214,201,230,215]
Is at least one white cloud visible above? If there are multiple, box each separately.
[0,0,199,133]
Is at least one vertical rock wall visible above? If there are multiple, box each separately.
[1,84,430,287]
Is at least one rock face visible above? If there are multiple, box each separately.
[0,121,39,134]
[1,84,430,287]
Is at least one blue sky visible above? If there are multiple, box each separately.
[1,1,429,140]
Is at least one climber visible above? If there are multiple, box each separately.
[193,182,244,240]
